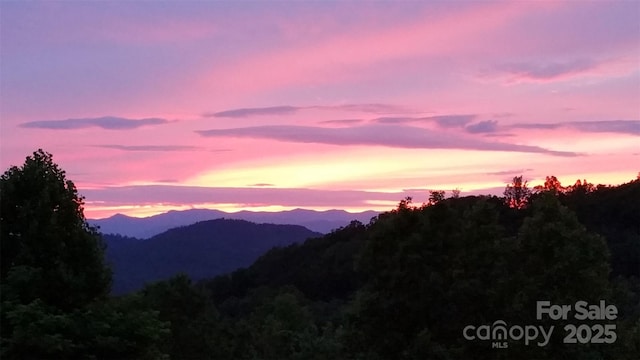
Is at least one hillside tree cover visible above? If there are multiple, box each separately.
[1,150,638,359]
[0,150,168,359]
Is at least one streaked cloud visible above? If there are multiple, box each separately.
[205,106,299,118]
[20,116,170,130]
[372,117,417,124]
[205,103,409,118]
[1,1,637,218]
[329,104,409,114]
[431,115,476,128]
[486,168,533,176]
[318,119,364,125]
[466,120,498,134]
[483,133,516,138]
[511,123,562,130]
[94,145,201,152]
[496,59,598,81]
[80,184,430,208]
[372,114,475,128]
[196,124,578,156]
[569,120,640,135]
[511,120,640,136]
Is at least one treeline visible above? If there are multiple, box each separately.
[1,150,638,359]
[185,181,639,359]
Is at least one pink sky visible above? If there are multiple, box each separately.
[1,1,638,218]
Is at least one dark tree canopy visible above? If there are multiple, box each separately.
[533,175,564,193]
[1,149,111,310]
[503,175,532,209]
[191,180,639,359]
[428,190,446,205]
[1,150,166,359]
[1,151,638,359]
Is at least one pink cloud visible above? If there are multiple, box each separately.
[486,57,639,84]
[199,2,547,97]
[3,1,637,219]
[20,116,171,130]
[196,124,578,156]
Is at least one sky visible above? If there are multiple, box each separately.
[1,0,638,219]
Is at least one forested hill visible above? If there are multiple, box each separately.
[2,149,638,359]
[109,179,639,359]
[179,178,639,359]
[204,180,640,306]
[103,219,321,294]
[555,179,640,278]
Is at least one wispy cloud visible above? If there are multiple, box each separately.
[466,120,498,133]
[205,106,299,118]
[496,59,598,82]
[483,133,516,138]
[372,114,475,128]
[511,123,559,130]
[205,103,409,118]
[511,120,640,135]
[372,117,417,124]
[486,168,533,176]
[20,116,170,130]
[328,104,409,114]
[568,120,640,135]
[94,145,201,152]
[80,184,427,208]
[318,119,364,125]
[456,119,640,137]
[196,124,578,156]
[431,115,476,128]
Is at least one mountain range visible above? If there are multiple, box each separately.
[90,208,378,238]
[103,219,322,294]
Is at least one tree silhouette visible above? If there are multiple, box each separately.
[451,188,461,198]
[1,150,167,359]
[1,149,111,309]
[428,190,445,205]
[534,175,564,194]
[563,178,595,196]
[503,175,531,209]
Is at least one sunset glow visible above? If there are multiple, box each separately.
[1,1,638,219]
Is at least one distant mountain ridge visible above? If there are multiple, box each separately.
[91,208,378,238]
[104,218,322,294]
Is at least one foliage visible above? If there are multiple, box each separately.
[1,151,638,359]
[451,188,461,198]
[192,180,638,359]
[0,150,167,359]
[1,149,110,309]
[428,190,446,205]
[138,275,223,359]
[503,175,532,209]
[533,175,564,194]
